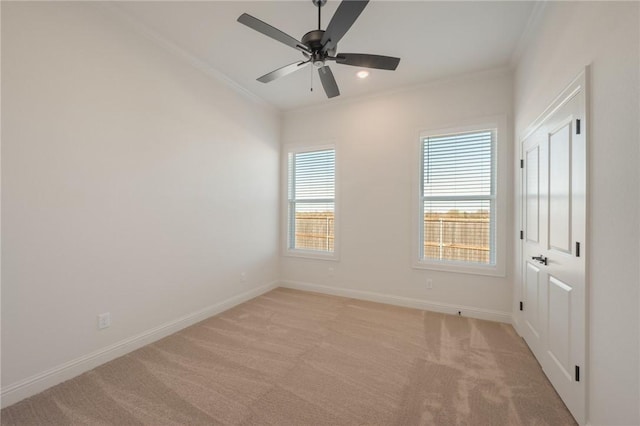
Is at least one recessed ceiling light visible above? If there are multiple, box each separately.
[356,70,369,79]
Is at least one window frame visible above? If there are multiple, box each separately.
[413,117,507,276]
[282,143,339,261]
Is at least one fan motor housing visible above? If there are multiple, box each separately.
[301,30,325,52]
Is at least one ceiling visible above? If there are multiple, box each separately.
[114,1,536,111]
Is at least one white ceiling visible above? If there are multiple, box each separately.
[114,1,536,111]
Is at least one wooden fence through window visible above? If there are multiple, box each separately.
[423,212,490,263]
[295,212,335,252]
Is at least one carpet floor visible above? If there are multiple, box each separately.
[1,288,576,425]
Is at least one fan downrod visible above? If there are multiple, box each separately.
[312,0,327,30]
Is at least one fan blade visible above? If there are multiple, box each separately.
[238,13,310,54]
[257,61,309,83]
[321,0,369,52]
[318,66,340,98]
[335,53,400,70]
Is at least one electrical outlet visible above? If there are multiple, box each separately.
[98,312,111,329]
[240,272,247,282]
[426,279,433,289]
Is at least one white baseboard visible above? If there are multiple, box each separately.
[1,281,278,408]
[512,314,523,336]
[280,280,512,324]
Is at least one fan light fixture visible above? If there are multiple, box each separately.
[357,70,369,79]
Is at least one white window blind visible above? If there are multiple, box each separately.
[288,148,335,253]
[420,129,496,264]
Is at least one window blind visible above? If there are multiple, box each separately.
[289,150,335,200]
[423,130,493,197]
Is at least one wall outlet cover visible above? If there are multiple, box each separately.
[98,312,111,329]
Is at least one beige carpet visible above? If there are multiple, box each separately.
[2,288,576,425]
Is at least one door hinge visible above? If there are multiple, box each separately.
[576,241,581,257]
[576,119,581,135]
[575,365,580,382]
[520,159,524,169]
[520,230,524,240]
[519,301,523,311]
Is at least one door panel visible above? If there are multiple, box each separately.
[549,121,572,253]
[526,146,539,243]
[548,275,572,380]
[524,262,541,338]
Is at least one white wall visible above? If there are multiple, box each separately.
[513,2,640,424]
[1,2,280,403]
[281,68,514,321]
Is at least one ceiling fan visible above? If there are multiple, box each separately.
[237,0,401,99]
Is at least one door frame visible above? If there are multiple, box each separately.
[515,67,589,424]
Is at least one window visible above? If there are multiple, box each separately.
[419,128,497,269]
[286,147,336,257]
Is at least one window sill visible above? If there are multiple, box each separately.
[413,259,505,277]
[284,249,339,262]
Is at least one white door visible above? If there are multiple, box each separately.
[520,73,586,424]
